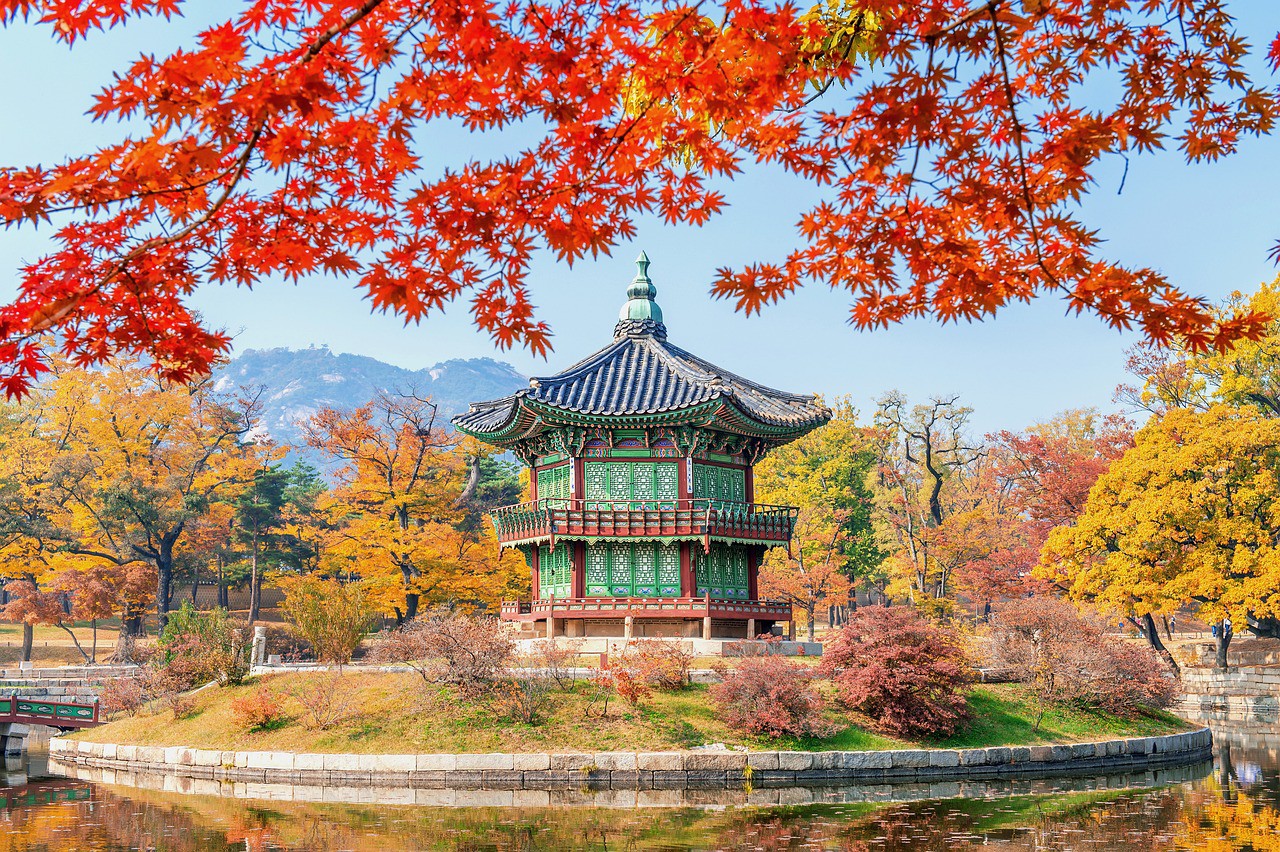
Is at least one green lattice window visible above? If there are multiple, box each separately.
[536,463,571,503]
[584,461,678,509]
[538,543,572,598]
[585,542,681,597]
[695,544,749,599]
[692,463,746,512]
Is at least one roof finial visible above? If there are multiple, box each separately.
[616,251,666,339]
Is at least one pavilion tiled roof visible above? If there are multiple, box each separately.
[452,253,830,442]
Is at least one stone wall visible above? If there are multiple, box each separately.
[48,728,1212,792]
[1176,665,1279,725]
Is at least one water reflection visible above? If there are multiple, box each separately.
[0,729,1274,851]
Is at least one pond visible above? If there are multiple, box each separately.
[1,724,1275,850]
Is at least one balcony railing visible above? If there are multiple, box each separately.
[489,498,797,549]
[500,596,792,621]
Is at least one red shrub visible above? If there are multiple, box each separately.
[821,606,972,739]
[627,640,694,691]
[986,597,1177,722]
[99,677,147,718]
[711,656,834,739]
[230,686,286,731]
[370,609,513,696]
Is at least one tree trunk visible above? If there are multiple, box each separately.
[91,619,97,664]
[57,622,90,663]
[1216,619,1232,669]
[249,525,261,623]
[217,554,229,609]
[805,601,816,642]
[155,553,174,631]
[20,623,32,663]
[1142,612,1180,675]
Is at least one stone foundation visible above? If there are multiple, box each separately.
[48,728,1212,793]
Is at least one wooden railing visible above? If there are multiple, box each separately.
[500,596,792,621]
[490,498,797,548]
[0,695,99,729]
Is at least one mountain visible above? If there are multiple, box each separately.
[213,347,527,453]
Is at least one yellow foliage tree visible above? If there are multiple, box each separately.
[307,392,523,622]
[754,398,882,640]
[1041,405,1280,668]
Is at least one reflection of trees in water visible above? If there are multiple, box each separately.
[0,770,1276,851]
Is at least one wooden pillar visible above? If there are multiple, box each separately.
[746,548,758,601]
[547,615,558,639]
[571,542,586,598]
[531,547,541,601]
[624,615,634,639]
[746,618,756,640]
[702,591,712,640]
[787,618,795,641]
[680,544,695,598]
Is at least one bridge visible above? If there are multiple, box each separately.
[0,695,99,730]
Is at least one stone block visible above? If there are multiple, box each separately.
[136,746,165,765]
[445,770,484,787]
[685,769,728,788]
[985,747,1012,765]
[550,753,600,771]
[513,753,550,771]
[455,753,514,771]
[638,752,684,771]
[1125,738,1152,756]
[1008,747,1031,764]
[1104,740,1125,757]
[116,745,138,762]
[807,751,840,771]
[684,752,747,771]
[928,750,960,768]
[593,752,637,771]
[1064,736,1095,757]
[776,752,812,771]
[480,770,524,788]
[245,751,294,771]
[417,754,457,772]
[364,754,417,773]
[1028,746,1054,763]
[101,743,117,760]
[650,770,688,789]
[889,750,929,769]
[958,749,989,767]
[321,753,363,772]
[293,753,326,771]
[609,771,642,788]
[844,751,891,771]
[522,771,574,789]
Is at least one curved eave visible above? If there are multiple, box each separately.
[454,395,829,450]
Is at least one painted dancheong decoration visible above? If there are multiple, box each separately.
[453,254,831,640]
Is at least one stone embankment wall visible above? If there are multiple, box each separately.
[49,728,1212,791]
[1177,666,1279,725]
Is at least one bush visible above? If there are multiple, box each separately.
[231,686,287,731]
[986,597,1177,725]
[279,577,376,665]
[628,640,693,690]
[99,677,147,719]
[370,609,513,696]
[529,640,580,689]
[495,676,554,724]
[821,606,972,739]
[158,603,249,688]
[711,656,834,739]
[287,673,360,730]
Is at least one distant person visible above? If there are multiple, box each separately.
[1170,615,1177,635]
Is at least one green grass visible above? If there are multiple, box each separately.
[935,686,1192,749]
[72,673,1190,755]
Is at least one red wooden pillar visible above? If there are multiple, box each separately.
[572,542,586,598]
[530,547,541,600]
[746,547,759,600]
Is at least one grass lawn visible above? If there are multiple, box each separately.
[71,672,1191,755]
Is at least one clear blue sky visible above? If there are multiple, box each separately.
[2,4,1279,433]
